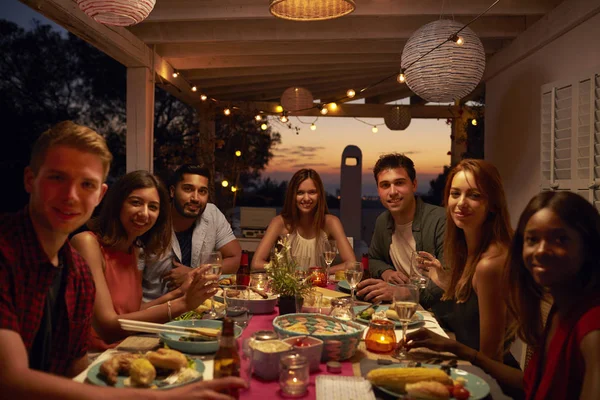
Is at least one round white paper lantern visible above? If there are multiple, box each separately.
[384,106,412,130]
[280,87,314,112]
[401,20,485,102]
[77,0,156,26]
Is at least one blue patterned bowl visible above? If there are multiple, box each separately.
[272,313,365,361]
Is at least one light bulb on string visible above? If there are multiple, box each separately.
[255,114,262,121]
[328,102,338,111]
[200,94,208,101]
[191,86,197,92]
[231,186,237,193]
[221,180,229,188]
[280,113,289,123]
[397,71,406,84]
[346,89,356,98]
[275,105,283,113]
[372,126,378,133]
[471,119,478,126]
[224,108,231,116]
[235,150,242,157]
[319,105,328,115]
[261,123,268,131]
[310,123,317,131]
[450,34,464,46]
[172,70,179,78]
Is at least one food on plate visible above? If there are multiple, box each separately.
[195,299,225,314]
[146,348,188,370]
[385,309,419,322]
[366,367,452,393]
[250,340,291,353]
[178,326,221,342]
[99,353,142,385]
[225,289,241,298]
[219,277,235,285]
[127,358,157,387]
[359,307,376,320]
[405,381,450,400]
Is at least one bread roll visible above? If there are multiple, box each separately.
[405,381,450,400]
[146,348,187,370]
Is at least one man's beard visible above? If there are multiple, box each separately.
[173,199,204,219]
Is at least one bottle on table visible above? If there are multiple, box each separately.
[236,250,250,286]
[213,317,241,399]
[361,253,371,280]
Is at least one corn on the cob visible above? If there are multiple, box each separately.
[366,367,452,392]
[129,358,156,387]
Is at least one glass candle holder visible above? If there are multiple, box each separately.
[329,298,354,321]
[365,319,397,353]
[279,354,309,397]
[309,267,327,288]
[249,273,269,292]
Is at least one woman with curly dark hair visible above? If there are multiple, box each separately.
[71,171,217,351]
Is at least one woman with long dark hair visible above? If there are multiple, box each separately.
[406,191,600,399]
[71,171,217,351]
[422,159,515,364]
[252,168,354,271]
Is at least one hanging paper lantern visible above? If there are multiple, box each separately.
[77,0,156,26]
[401,20,485,102]
[384,106,412,131]
[269,0,355,21]
[280,87,314,112]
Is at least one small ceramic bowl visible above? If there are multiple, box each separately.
[281,335,324,372]
[249,339,293,381]
[159,320,242,354]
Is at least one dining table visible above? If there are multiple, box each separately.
[73,283,510,399]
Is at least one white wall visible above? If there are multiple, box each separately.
[486,12,600,227]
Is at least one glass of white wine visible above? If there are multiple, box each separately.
[344,261,363,306]
[392,284,419,359]
[201,251,223,320]
[323,240,337,285]
[410,251,429,290]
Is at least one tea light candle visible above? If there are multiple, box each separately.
[309,267,326,287]
[365,319,397,353]
[279,354,309,397]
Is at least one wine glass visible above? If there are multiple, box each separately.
[410,251,429,290]
[202,251,223,320]
[344,261,363,305]
[392,284,419,359]
[323,240,337,285]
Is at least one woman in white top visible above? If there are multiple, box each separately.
[252,169,355,272]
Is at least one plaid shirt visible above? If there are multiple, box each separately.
[0,207,96,376]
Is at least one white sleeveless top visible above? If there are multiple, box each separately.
[288,231,327,268]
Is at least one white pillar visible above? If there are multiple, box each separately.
[126,67,154,172]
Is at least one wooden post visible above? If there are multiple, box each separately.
[126,67,154,172]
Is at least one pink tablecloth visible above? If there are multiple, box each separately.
[239,306,355,399]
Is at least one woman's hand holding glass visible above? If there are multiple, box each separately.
[392,284,419,359]
[416,251,450,290]
[200,251,223,319]
[182,265,219,311]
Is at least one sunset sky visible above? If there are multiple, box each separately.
[264,115,450,196]
[3,1,451,196]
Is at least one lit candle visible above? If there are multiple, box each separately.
[365,320,397,353]
[280,354,309,396]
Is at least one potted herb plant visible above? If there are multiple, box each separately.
[265,235,314,315]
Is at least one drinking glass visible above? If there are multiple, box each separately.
[224,285,250,328]
[201,251,223,320]
[410,251,429,290]
[323,240,337,285]
[344,261,363,305]
[392,284,419,359]
[293,255,310,281]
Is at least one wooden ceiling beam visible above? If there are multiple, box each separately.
[190,68,393,89]
[185,63,401,79]
[168,54,400,70]
[130,16,529,43]
[146,0,559,22]
[155,38,505,58]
